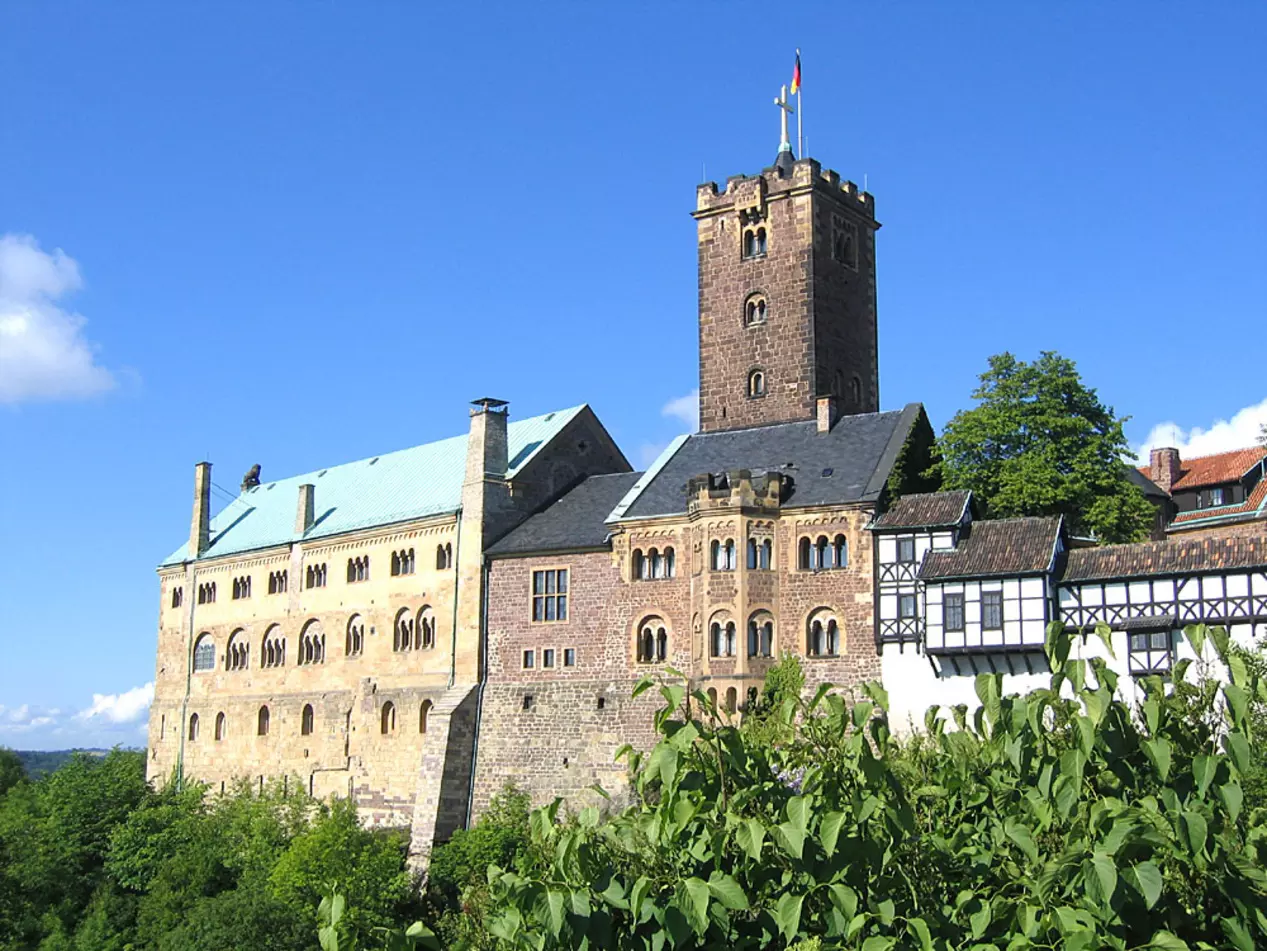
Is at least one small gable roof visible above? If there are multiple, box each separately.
[1062,534,1267,583]
[919,517,1063,581]
[872,490,972,530]
[613,404,922,521]
[161,405,589,566]
[488,472,644,557]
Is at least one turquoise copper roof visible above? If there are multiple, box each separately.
[161,405,587,567]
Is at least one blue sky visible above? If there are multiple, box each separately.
[1,2,1264,749]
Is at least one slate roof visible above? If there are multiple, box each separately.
[919,517,1063,581]
[1125,467,1168,500]
[1062,534,1267,583]
[1138,447,1267,492]
[613,405,921,521]
[872,490,972,530]
[161,405,589,566]
[487,472,644,556]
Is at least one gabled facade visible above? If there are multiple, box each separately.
[1138,445,1267,539]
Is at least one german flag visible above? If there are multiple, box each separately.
[790,51,801,94]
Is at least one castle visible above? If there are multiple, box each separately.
[147,133,1267,866]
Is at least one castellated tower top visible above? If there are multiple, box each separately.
[692,156,881,434]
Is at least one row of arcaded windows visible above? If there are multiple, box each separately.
[187,700,435,743]
[696,609,840,659]
[632,546,676,580]
[178,543,455,611]
[798,534,849,571]
[192,608,433,672]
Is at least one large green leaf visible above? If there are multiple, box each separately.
[773,821,805,860]
[734,818,765,861]
[1085,853,1117,907]
[1143,738,1172,781]
[681,878,710,936]
[786,795,810,833]
[1218,781,1244,823]
[819,810,848,855]
[1147,932,1190,950]
[1127,861,1163,909]
[827,883,859,920]
[1192,755,1216,798]
[1180,810,1208,857]
[1004,817,1039,864]
[706,872,748,911]
[1225,731,1252,773]
[773,892,804,941]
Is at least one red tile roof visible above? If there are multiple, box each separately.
[1170,477,1267,525]
[1138,447,1266,492]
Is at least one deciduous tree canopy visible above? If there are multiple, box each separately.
[935,351,1154,543]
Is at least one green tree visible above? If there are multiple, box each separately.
[936,351,1154,542]
[0,748,24,797]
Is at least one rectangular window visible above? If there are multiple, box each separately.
[1128,629,1174,675]
[982,591,1003,630]
[944,593,965,632]
[897,537,916,563]
[532,569,569,622]
[522,650,535,669]
[1210,487,1225,506]
[564,648,576,667]
[899,594,917,619]
[542,648,555,669]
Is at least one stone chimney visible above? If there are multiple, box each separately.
[190,462,212,558]
[816,396,839,434]
[1150,447,1181,494]
[466,398,509,481]
[295,484,315,535]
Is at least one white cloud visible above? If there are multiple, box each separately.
[662,389,699,433]
[1136,397,1267,463]
[0,233,116,405]
[0,703,60,734]
[77,682,154,724]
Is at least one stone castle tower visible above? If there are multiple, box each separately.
[693,147,880,433]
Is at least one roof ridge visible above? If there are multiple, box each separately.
[688,408,905,441]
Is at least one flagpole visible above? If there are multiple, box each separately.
[796,48,803,158]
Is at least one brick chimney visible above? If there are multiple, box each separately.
[295,483,315,535]
[816,396,839,433]
[189,462,212,558]
[465,398,509,481]
[1150,447,1181,494]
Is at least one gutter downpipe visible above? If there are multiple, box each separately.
[465,555,491,829]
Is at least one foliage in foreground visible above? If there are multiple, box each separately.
[459,623,1265,949]
[935,350,1155,543]
[0,755,419,951]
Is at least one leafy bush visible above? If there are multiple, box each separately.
[473,624,1266,949]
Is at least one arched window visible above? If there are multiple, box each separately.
[744,293,768,327]
[756,228,767,255]
[437,544,452,570]
[405,549,415,574]
[391,551,401,576]
[301,704,314,736]
[748,369,766,398]
[261,625,285,668]
[192,634,215,672]
[656,627,667,661]
[725,540,737,571]
[394,609,415,652]
[711,619,736,657]
[649,548,662,579]
[419,699,432,734]
[747,538,758,569]
[833,534,848,569]
[807,610,841,657]
[639,626,655,664]
[725,687,737,714]
[760,539,772,570]
[664,547,676,578]
[214,712,225,741]
[710,622,722,657]
[381,701,396,735]
[257,705,270,736]
[418,607,436,650]
[707,687,719,713]
[299,620,324,666]
[851,376,862,406]
[346,614,365,657]
[632,549,645,580]
[798,537,812,570]
[637,617,667,664]
[743,230,756,258]
[710,540,722,571]
[815,535,830,570]
[188,713,199,741]
[749,613,775,658]
[227,629,249,671]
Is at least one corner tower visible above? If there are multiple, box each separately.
[693,154,880,433]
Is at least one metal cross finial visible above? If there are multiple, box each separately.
[774,84,794,153]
